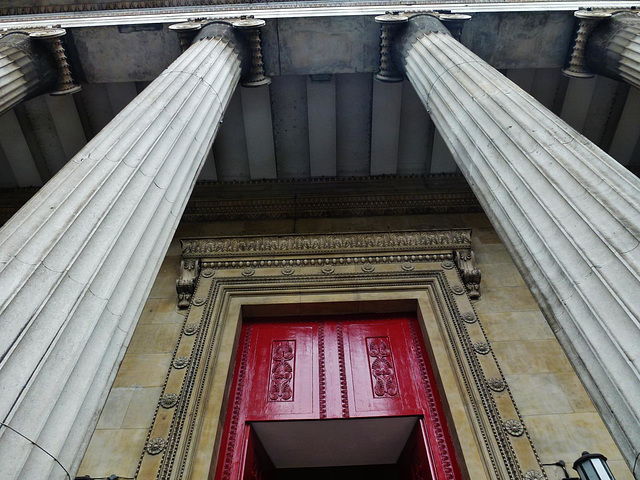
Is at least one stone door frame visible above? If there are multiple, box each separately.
[135,230,545,480]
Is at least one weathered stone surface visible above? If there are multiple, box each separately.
[587,11,640,90]
[0,25,241,480]
[396,14,640,465]
[0,33,57,116]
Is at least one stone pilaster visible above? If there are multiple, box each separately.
[586,11,640,90]
[0,32,57,115]
[0,23,241,480]
[395,14,640,464]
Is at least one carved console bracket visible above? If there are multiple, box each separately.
[170,16,270,87]
[562,10,612,78]
[176,258,200,309]
[455,248,481,300]
[375,12,409,83]
[29,28,81,95]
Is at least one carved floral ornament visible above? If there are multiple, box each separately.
[175,230,482,309]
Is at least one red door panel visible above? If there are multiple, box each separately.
[399,419,437,480]
[241,425,275,480]
[246,323,317,420]
[214,313,461,480]
[343,320,422,417]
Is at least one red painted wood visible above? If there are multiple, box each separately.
[212,313,461,480]
[399,419,437,480]
[241,425,275,480]
[246,323,317,420]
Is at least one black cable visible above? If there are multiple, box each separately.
[0,421,72,479]
[632,451,640,480]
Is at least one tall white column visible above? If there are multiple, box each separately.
[0,24,241,480]
[0,33,57,116]
[395,14,640,463]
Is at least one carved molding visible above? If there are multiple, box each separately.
[143,231,543,480]
[455,249,481,300]
[182,230,472,258]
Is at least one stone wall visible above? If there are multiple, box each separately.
[77,213,634,480]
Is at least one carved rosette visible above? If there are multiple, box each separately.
[173,356,190,369]
[361,263,375,273]
[523,470,545,480]
[146,437,166,455]
[473,342,491,355]
[454,249,481,300]
[487,377,506,392]
[160,393,180,409]
[503,419,525,437]
[176,258,200,309]
[281,265,295,276]
[183,323,199,336]
[321,265,335,275]
[460,312,477,324]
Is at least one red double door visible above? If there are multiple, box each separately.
[213,313,460,480]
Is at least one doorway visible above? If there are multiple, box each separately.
[212,313,460,480]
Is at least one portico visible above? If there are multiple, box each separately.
[0,4,639,480]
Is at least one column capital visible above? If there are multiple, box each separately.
[29,28,81,95]
[585,10,640,89]
[374,12,409,82]
[171,17,270,87]
[563,10,612,78]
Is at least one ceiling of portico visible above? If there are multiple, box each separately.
[0,11,639,210]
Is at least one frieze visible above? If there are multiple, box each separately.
[181,230,472,258]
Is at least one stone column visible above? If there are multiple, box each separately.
[393,14,640,464]
[0,32,58,115]
[586,11,640,90]
[0,23,241,480]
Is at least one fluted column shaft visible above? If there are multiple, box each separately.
[0,33,57,116]
[396,15,640,463]
[587,12,640,90]
[0,24,241,480]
